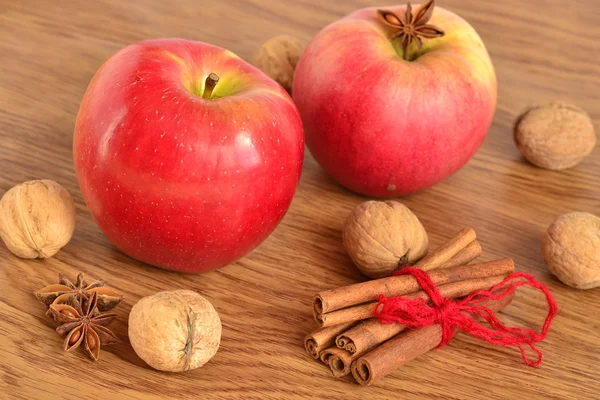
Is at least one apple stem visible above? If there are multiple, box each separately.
[202,73,220,99]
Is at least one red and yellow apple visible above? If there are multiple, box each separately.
[293,3,497,196]
[74,39,304,273]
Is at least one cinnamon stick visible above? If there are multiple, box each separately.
[412,227,476,271]
[438,240,482,269]
[318,274,509,327]
[350,292,515,386]
[319,276,507,378]
[319,347,357,377]
[304,321,355,359]
[314,258,514,318]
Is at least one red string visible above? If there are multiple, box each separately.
[373,268,558,367]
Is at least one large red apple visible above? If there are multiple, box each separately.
[293,1,497,197]
[74,39,304,273]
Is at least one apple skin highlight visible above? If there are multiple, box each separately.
[74,39,304,273]
[293,5,497,197]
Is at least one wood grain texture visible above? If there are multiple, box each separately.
[1,0,599,399]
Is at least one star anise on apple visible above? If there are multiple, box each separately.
[34,272,122,311]
[378,0,445,61]
[47,292,119,361]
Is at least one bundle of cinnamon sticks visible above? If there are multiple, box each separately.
[304,228,516,385]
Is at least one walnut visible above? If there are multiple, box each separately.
[342,201,429,279]
[0,180,75,258]
[542,212,600,289]
[128,290,222,372]
[253,35,304,93]
[514,102,596,170]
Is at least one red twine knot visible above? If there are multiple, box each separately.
[374,267,558,367]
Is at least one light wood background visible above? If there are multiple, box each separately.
[1,0,599,399]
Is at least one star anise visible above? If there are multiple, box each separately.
[378,0,445,61]
[47,292,119,361]
[35,272,122,311]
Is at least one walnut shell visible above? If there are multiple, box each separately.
[253,35,304,93]
[128,290,222,372]
[343,201,429,279]
[0,180,75,258]
[542,212,600,289]
[514,102,596,170]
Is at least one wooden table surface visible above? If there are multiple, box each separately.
[1,0,599,399]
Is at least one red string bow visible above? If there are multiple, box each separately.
[374,268,558,367]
